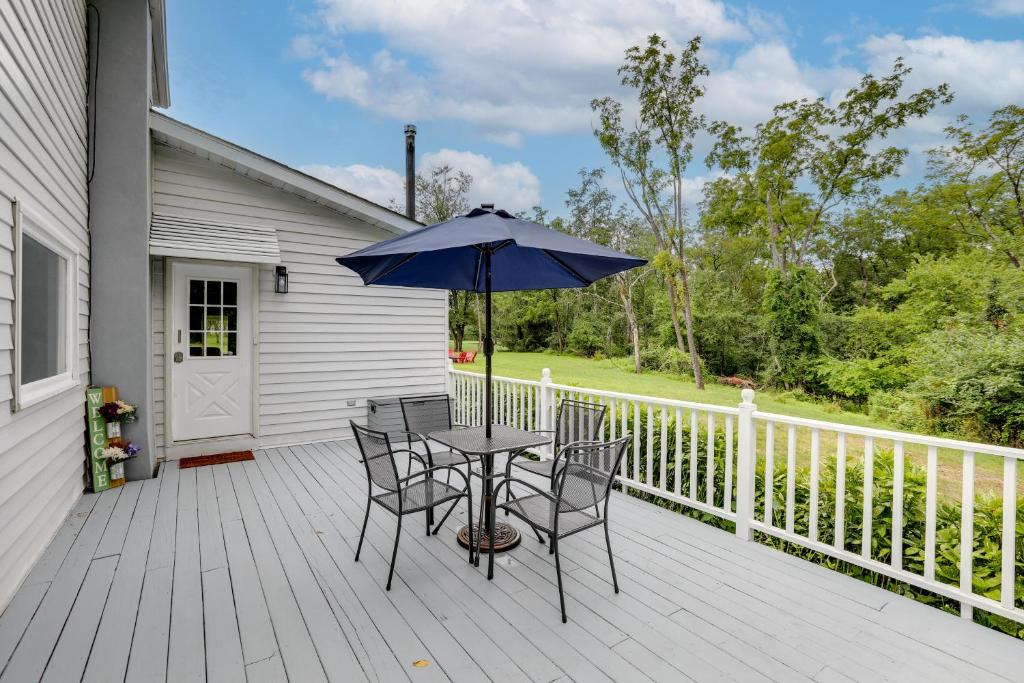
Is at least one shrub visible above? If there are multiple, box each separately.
[638,344,702,378]
[566,317,603,357]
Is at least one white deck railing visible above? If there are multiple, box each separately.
[448,364,1024,626]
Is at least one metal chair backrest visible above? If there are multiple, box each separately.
[554,399,607,450]
[400,394,454,437]
[555,435,630,514]
[350,421,401,492]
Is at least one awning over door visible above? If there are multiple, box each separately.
[149,213,282,264]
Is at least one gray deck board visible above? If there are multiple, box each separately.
[82,477,160,683]
[3,440,1024,682]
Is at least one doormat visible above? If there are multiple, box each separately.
[179,450,254,469]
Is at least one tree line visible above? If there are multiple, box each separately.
[427,34,1024,448]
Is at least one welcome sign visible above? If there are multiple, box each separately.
[86,386,111,492]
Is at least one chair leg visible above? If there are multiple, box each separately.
[487,495,497,580]
[553,536,567,623]
[474,487,485,568]
[386,517,402,591]
[431,497,461,535]
[605,519,618,594]
[355,501,370,561]
[466,491,474,565]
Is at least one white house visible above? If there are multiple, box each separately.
[0,0,446,610]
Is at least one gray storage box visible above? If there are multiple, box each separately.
[367,397,407,439]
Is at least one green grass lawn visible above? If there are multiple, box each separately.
[455,348,886,428]
[452,347,1017,497]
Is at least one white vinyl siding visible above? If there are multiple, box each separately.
[151,144,447,450]
[151,256,166,450]
[0,0,88,610]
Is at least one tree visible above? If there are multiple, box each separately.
[410,166,477,351]
[706,59,952,272]
[564,168,651,372]
[927,105,1024,268]
[592,34,708,388]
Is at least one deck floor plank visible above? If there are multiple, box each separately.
[168,466,206,683]
[226,461,329,683]
[126,459,179,683]
[0,486,121,683]
[212,465,281,673]
[82,477,161,683]
[3,440,1024,683]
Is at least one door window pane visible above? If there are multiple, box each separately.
[21,235,67,384]
[223,281,237,306]
[189,280,204,305]
[207,281,221,305]
[225,332,237,356]
[189,305,204,331]
[225,307,237,332]
[189,332,204,356]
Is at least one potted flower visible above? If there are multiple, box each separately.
[103,439,141,487]
[99,399,138,438]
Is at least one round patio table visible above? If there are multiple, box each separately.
[428,424,551,557]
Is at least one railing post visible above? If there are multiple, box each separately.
[735,388,756,541]
[539,368,553,458]
[446,357,455,396]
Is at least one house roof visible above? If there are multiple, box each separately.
[150,0,170,108]
[149,112,421,236]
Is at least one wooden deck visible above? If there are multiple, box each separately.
[1,441,1023,682]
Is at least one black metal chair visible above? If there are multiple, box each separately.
[351,421,474,590]
[489,435,631,623]
[400,394,480,478]
[505,398,608,506]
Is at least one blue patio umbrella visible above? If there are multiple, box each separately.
[337,206,646,437]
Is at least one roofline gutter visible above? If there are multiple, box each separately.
[149,0,170,108]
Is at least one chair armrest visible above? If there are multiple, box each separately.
[492,476,557,503]
[400,464,469,488]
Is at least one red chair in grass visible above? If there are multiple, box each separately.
[463,351,477,363]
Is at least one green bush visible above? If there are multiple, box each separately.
[638,344,702,378]
[566,317,603,357]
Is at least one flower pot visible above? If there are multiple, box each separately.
[108,460,126,488]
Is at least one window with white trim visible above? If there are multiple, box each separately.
[14,201,79,410]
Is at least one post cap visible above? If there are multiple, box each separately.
[741,388,755,405]
[541,368,551,379]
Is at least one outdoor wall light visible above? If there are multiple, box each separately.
[275,265,289,294]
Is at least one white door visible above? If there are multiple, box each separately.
[170,262,253,441]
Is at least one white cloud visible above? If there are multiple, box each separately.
[976,0,1024,16]
[421,149,541,211]
[862,33,1024,112]
[300,150,541,212]
[301,163,404,206]
[300,0,749,139]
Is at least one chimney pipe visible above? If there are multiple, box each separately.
[404,124,416,220]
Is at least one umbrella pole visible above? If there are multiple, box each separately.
[484,250,492,439]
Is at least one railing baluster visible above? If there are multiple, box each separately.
[785,425,796,534]
[924,445,938,581]
[961,450,975,620]
[633,401,641,483]
[835,433,846,551]
[724,415,734,513]
[810,428,820,542]
[706,413,715,506]
[674,407,683,497]
[764,421,775,526]
[621,399,629,482]
[892,441,905,570]
[660,406,668,491]
[689,410,699,500]
[646,403,654,487]
[862,436,874,559]
[609,398,616,441]
[1002,456,1017,610]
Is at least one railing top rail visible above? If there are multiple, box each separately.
[548,382,741,415]
[753,409,1024,459]
[449,369,541,387]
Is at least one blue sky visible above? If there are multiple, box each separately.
[164,0,1024,215]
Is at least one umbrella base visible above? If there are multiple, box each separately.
[457,523,521,553]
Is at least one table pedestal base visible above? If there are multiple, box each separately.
[457,523,521,553]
